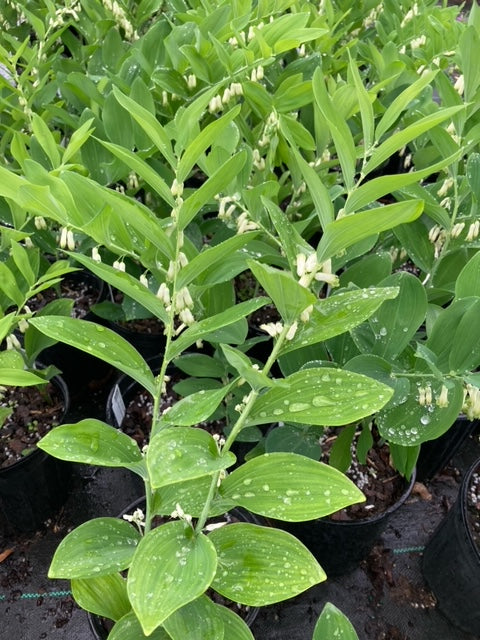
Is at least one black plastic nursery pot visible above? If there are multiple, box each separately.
[275,469,416,577]
[422,457,480,635]
[87,497,260,638]
[0,374,71,533]
[416,416,479,482]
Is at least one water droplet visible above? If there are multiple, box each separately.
[273,408,283,416]
[289,402,310,412]
[420,415,430,425]
[379,327,387,336]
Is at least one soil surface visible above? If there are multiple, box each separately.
[28,274,102,319]
[0,382,65,468]
[466,462,480,548]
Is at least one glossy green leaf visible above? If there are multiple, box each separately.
[147,427,235,488]
[153,475,234,519]
[38,419,143,469]
[31,113,60,168]
[62,118,96,165]
[163,595,224,640]
[164,385,234,425]
[316,200,424,263]
[349,54,374,153]
[455,251,480,298]
[247,368,393,427]
[280,287,399,355]
[176,232,259,289]
[376,377,464,446]
[112,86,176,168]
[177,106,241,183]
[449,299,480,372]
[215,603,254,640]
[10,241,36,288]
[0,262,24,308]
[220,452,364,521]
[96,138,175,206]
[177,151,247,231]
[221,345,274,391]
[71,573,130,621]
[49,518,141,579]
[0,368,47,387]
[345,150,462,214]
[363,105,464,176]
[313,67,356,191]
[393,219,435,274]
[209,523,325,605]
[174,353,225,378]
[459,27,480,102]
[109,611,171,640]
[67,253,169,324]
[29,316,156,394]
[351,273,427,360]
[312,602,359,640]
[375,70,438,141]
[467,152,480,201]
[167,298,270,360]
[128,521,217,635]
[0,313,17,346]
[247,260,316,323]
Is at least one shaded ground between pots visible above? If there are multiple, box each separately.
[0,376,479,640]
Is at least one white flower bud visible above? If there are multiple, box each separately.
[34,216,47,230]
[139,274,149,287]
[286,321,298,341]
[437,385,449,408]
[59,226,68,249]
[66,229,75,251]
[18,318,29,333]
[296,253,307,277]
[305,253,318,273]
[454,74,464,96]
[92,247,102,263]
[112,260,125,272]
[171,178,184,198]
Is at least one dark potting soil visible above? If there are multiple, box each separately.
[466,461,480,548]
[27,276,101,319]
[0,382,65,468]
[321,431,407,521]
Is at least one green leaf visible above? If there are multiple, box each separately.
[316,200,424,263]
[38,419,143,469]
[177,106,241,183]
[10,241,36,288]
[164,385,234,426]
[0,368,48,387]
[0,261,25,308]
[248,368,392,427]
[455,252,480,298]
[375,70,438,141]
[209,523,325,606]
[280,287,399,355]
[96,138,175,206]
[351,273,427,360]
[363,106,465,177]
[376,378,464,446]
[128,521,217,635]
[71,573,130,622]
[215,603,254,640]
[312,602,359,640]
[0,313,19,344]
[176,232,259,289]
[31,113,60,168]
[221,345,274,391]
[174,353,225,378]
[448,299,480,372]
[177,151,247,231]
[247,260,316,323]
[147,427,235,489]
[220,452,364,521]
[112,86,176,168]
[109,612,171,639]
[29,317,156,394]
[329,424,355,473]
[345,150,462,214]
[467,152,480,201]
[62,118,96,165]
[153,475,234,519]
[68,253,169,324]
[460,27,480,102]
[313,67,356,191]
[163,595,224,640]
[167,298,270,359]
[49,518,141,579]
[349,54,374,153]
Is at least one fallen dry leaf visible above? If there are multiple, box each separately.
[412,482,432,501]
[0,548,14,563]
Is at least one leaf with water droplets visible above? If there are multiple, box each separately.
[164,384,234,427]
[247,368,393,426]
[312,602,359,640]
[147,427,236,489]
[38,419,144,472]
[280,287,399,355]
[128,521,217,635]
[163,595,224,640]
[108,611,172,639]
[209,523,325,606]
[220,452,364,521]
[49,518,141,579]
[71,573,130,622]
[29,316,156,394]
